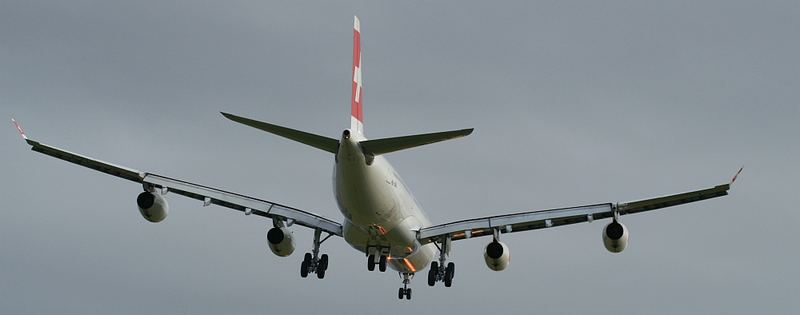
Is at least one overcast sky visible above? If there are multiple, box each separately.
[2,1,798,314]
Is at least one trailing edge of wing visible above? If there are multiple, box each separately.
[360,128,473,156]
[221,112,340,154]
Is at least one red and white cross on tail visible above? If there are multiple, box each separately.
[351,16,364,135]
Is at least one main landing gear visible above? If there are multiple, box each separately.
[300,229,332,279]
[427,235,455,287]
[367,253,388,272]
[398,273,413,300]
[365,245,388,272]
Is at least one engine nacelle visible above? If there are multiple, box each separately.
[136,191,169,223]
[484,241,510,271]
[266,227,295,257]
[602,220,629,253]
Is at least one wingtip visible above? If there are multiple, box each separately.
[730,166,744,185]
[11,117,28,140]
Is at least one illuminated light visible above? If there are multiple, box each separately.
[377,226,388,235]
[402,258,417,273]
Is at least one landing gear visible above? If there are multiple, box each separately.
[366,251,388,272]
[379,255,388,272]
[428,235,455,287]
[398,273,413,300]
[367,254,376,271]
[299,228,333,279]
[444,262,455,287]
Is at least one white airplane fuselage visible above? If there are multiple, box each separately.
[334,130,438,273]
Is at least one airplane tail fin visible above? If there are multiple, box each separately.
[221,18,473,157]
[351,16,364,135]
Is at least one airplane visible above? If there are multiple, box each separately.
[12,16,741,301]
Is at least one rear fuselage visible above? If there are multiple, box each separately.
[334,130,437,273]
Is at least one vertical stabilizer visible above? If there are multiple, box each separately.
[351,16,364,135]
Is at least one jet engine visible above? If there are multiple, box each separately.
[602,220,629,253]
[136,191,169,223]
[484,241,510,271]
[266,227,295,257]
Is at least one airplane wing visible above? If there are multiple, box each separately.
[417,179,736,244]
[12,119,342,236]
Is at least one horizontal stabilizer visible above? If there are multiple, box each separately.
[360,128,473,156]
[221,112,339,154]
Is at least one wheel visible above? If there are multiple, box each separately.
[405,288,412,300]
[367,254,376,271]
[304,253,312,264]
[427,268,436,286]
[447,262,455,279]
[379,255,387,272]
[316,267,325,279]
[398,288,404,299]
[300,260,309,278]
[319,254,329,271]
[444,262,455,287]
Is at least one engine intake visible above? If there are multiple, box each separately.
[602,220,629,253]
[267,227,295,257]
[136,191,168,223]
[483,241,510,271]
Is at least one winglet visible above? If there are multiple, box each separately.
[730,166,744,185]
[11,118,28,140]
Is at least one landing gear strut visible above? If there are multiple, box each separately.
[427,234,455,287]
[398,272,413,300]
[300,228,333,279]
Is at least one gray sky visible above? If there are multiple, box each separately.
[2,1,798,314]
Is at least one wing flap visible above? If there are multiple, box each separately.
[144,174,342,235]
[418,204,613,243]
[419,183,732,244]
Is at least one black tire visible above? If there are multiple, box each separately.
[444,262,454,287]
[367,254,376,271]
[427,268,436,286]
[447,262,455,279]
[316,267,325,279]
[379,255,387,272]
[300,260,309,278]
[398,288,404,299]
[405,288,412,300]
[319,254,329,271]
[304,253,312,264]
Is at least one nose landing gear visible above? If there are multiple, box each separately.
[397,272,413,300]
